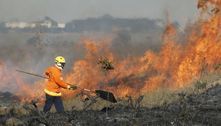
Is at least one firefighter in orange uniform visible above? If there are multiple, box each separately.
[43,56,77,112]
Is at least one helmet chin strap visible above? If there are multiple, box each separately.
[55,63,63,70]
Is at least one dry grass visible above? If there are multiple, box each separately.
[141,88,178,108]
[141,72,221,108]
[52,73,221,111]
[63,96,112,111]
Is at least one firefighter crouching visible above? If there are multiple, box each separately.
[43,56,77,112]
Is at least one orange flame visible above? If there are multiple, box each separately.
[1,2,221,103]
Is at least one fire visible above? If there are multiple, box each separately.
[64,1,221,97]
[0,62,44,103]
[1,1,221,103]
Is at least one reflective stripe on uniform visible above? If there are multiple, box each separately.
[44,89,62,96]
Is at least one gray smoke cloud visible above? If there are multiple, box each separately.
[0,32,85,89]
[0,28,164,89]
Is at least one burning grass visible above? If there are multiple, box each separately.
[1,0,221,117]
[1,1,221,125]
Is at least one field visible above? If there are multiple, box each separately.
[1,73,221,126]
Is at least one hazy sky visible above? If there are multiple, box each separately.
[0,0,198,26]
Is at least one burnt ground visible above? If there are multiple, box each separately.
[1,84,221,126]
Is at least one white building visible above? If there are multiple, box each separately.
[40,20,52,28]
[57,23,66,28]
[5,20,66,29]
[5,22,36,29]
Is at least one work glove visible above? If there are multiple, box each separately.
[68,85,78,90]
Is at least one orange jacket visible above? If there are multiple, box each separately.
[44,66,69,96]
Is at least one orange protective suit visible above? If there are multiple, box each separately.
[44,66,69,96]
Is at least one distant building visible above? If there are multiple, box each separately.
[57,23,66,28]
[41,20,52,28]
[5,19,65,29]
[5,22,36,29]
[34,20,52,28]
[4,17,59,29]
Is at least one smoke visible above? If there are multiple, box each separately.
[0,33,82,96]
[0,15,183,103]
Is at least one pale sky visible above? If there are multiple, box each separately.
[0,0,198,26]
